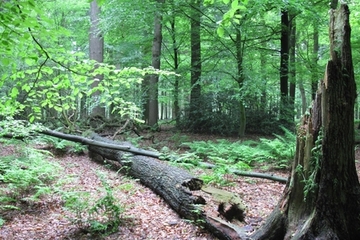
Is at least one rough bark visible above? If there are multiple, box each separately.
[311,24,319,100]
[168,14,180,126]
[252,5,360,240]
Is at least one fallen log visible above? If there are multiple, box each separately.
[86,133,248,240]
[39,129,287,184]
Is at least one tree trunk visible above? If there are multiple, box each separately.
[169,15,181,127]
[189,0,202,130]
[279,9,290,126]
[89,0,105,118]
[235,28,246,137]
[289,13,296,117]
[146,0,164,127]
[252,5,360,239]
[88,134,205,218]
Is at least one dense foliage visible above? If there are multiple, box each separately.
[0,0,358,135]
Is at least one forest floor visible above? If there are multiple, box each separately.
[1,128,360,240]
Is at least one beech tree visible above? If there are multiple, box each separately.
[189,0,203,130]
[89,0,105,117]
[146,0,165,126]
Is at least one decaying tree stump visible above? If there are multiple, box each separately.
[252,4,360,240]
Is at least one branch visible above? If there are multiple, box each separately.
[16,4,89,77]
[199,162,287,184]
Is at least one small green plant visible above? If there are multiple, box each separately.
[0,144,61,225]
[62,171,126,235]
[159,147,201,170]
[169,132,190,147]
[185,205,206,226]
[296,128,322,201]
[181,139,254,166]
[0,217,5,227]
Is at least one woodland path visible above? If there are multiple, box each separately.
[1,130,359,240]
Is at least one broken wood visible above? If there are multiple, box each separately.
[202,186,246,222]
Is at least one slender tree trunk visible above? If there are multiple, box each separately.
[89,0,105,118]
[142,41,151,124]
[169,15,180,126]
[260,50,267,109]
[189,0,202,130]
[280,9,290,125]
[147,0,164,127]
[235,28,246,137]
[252,5,360,239]
[289,13,296,117]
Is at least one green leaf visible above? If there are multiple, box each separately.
[10,87,19,98]
[217,26,225,37]
[231,0,239,10]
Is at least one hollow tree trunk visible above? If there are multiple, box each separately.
[252,5,360,240]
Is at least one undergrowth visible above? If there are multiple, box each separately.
[0,142,61,226]
[174,127,296,185]
[0,120,128,234]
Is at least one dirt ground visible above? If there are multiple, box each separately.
[1,129,360,240]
